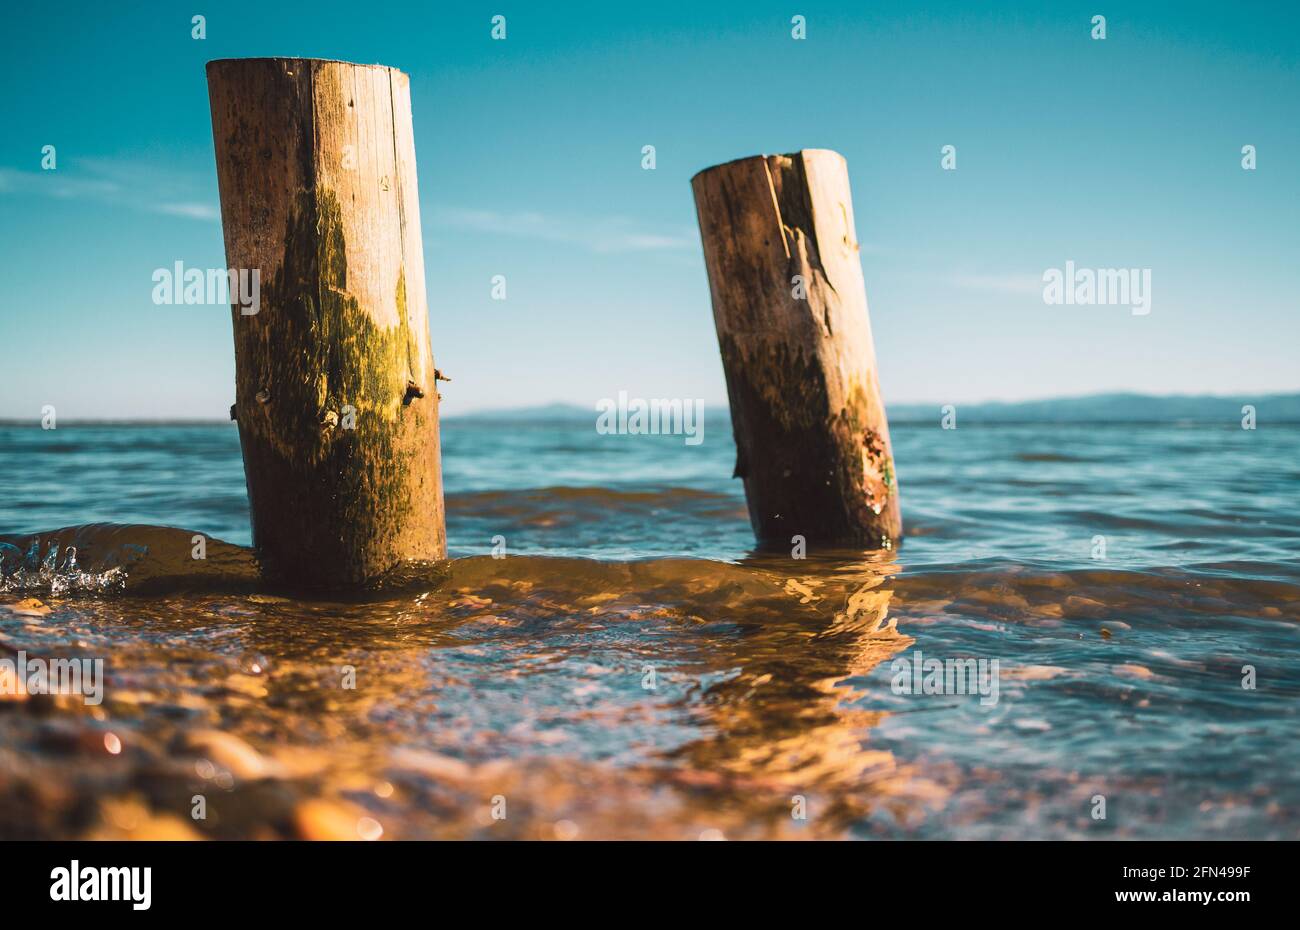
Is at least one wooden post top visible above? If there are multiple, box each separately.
[207,57,406,71]
[691,149,846,183]
[206,58,411,87]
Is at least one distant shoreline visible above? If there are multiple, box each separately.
[4,392,1299,428]
[4,399,1300,428]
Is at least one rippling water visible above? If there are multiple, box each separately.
[1,417,1297,839]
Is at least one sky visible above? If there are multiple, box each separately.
[1,0,1297,419]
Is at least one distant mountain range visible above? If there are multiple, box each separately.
[446,393,1300,424]
[3,393,1295,426]
[887,392,1300,424]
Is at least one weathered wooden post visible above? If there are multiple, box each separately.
[691,149,901,549]
[206,58,445,588]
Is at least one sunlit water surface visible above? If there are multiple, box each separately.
[0,418,1296,839]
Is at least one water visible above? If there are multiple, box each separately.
[1,417,1297,839]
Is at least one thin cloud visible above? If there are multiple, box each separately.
[0,168,120,200]
[0,159,219,222]
[155,201,221,221]
[432,205,694,253]
[951,272,1045,296]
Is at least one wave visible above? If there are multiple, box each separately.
[4,524,1298,624]
[0,524,258,595]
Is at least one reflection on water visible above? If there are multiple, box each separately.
[1,420,1298,838]
[1,528,928,839]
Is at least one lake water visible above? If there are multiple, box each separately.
[1,417,1297,839]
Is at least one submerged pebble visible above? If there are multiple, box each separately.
[180,730,278,781]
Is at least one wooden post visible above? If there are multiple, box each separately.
[206,58,445,588]
[691,150,901,549]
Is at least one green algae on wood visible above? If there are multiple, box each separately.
[207,58,445,589]
[692,150,901,550]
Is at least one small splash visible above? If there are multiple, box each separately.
[0,524,258,595]
[0,539,130,595]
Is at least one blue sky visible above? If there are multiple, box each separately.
[1,1,1297,418]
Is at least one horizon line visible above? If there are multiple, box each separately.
[2,387,1297,425]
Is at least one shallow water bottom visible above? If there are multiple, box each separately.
[2,524,1297,840]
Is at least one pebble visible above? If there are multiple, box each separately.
[180,729,277,780]
[389,748,474,784]
[1113,663,1154,680]
[88,797,203,841]
[0,598,51,618]
[293,798,375,840]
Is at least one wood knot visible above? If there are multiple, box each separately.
[403,381,424,405]
[255,389,271,405]
[321,410,339,430]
